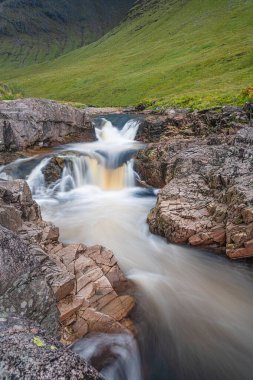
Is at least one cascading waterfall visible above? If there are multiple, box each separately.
[27,157,51,194]
[2,115,253,380]
[20,118,142,195]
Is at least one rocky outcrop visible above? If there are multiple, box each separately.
[0,226,60,337]
[0,98,94,151]
[136,106,249,143]
[55,243,135,344]
[0,316,103,380]
[0,179,135,344]
[136,107,253,259]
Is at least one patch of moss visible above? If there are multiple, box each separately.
[33,336,45,348]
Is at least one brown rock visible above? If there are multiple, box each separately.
[242,208,253,224]
[100,295,135,321]
[58,298,83,322]
[80,308,126,334]
[244,239,253,248]
[227,246,253,259]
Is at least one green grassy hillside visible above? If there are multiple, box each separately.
[0,0,135,65]
[1,0,253,109]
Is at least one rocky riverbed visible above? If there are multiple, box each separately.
[1,98,253,378]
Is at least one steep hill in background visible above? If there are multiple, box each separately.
[0,0,135,65]
[1,0,253,108]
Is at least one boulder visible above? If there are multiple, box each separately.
[136,108,253,259]
[0,98,94,151]
[55,244,135,344]
[42,156,65,185]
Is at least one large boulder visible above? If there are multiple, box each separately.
[0,316,103,380]
[0,98,94,151]
[136,109,253,259]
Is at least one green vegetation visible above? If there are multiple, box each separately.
[32,336,57,350]
[32,336,45,348]
[1,0,253,109]
[0,82,23,100]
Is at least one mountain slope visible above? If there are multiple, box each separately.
[1,0,253,108]
[0,0,135,65]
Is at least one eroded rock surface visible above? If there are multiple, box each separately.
[55,243,135,344]
[0,98,94,151]
[0,316,103,380]
[136,107,253,259]
[0,179,135,344]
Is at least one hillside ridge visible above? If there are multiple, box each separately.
[1,0,253,108]
[0,0,135,65]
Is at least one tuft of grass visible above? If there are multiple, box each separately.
[0,0,253,109]
[0,82,23,100]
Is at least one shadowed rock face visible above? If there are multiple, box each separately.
[0,226,60,336]
[0,98,94,151]
[136,107,253,259]
[0,179,59,335]
[0,316,103,380]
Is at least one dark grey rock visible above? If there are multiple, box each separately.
[0,226,60,336]
[42,156,65,185]
[0,316,103,380]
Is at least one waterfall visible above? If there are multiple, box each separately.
[17,118,142,195]
[95,118,139,142]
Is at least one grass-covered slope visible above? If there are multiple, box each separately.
[0,0,135,65]
[1,0,253,108]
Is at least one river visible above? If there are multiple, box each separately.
[2,114,253,380]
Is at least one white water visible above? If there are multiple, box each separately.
[72,333,142,380]
[2,116,253,380]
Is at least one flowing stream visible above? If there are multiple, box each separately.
[2,114,253,380]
